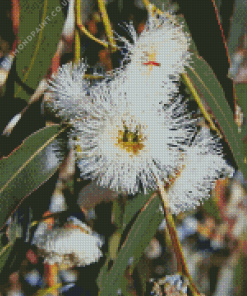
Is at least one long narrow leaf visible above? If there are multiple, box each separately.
[99,194,163,296]
[15,0,65,101]
[186,55,247,178]
[0,125,67,230]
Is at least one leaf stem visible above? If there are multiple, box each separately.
[142,0,173,18]
[77,23,109,48]
[97,0,117,52]
[74,0,81,63]
[76,1,109,49]
[156,178,201,296]
[74,1,81,63]
[75,29,81,63]
[182,72,222,137]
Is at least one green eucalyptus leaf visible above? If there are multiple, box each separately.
[98,192,155,288]
[186,55,247,178]
[112,198,124,229]
[123,191,153,229]
[119,276,129,296]
[0,125,67,230]
[99,194,163,296]
[136,256,150,296]
[15,0,66,101]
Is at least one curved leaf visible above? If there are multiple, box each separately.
[0,125,67,230]
[97,192,154,287]
[99,193,163,295]
[186,55,247,178]
[15,0,66,101]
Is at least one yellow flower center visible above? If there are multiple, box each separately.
[116,125,145,156]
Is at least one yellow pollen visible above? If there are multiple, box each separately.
[116,126,144,156]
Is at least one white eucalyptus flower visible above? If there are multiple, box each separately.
[116,11,191,96]
[72,80,194,195]
[32,219,102,268]
[167,128,235,214]
[48,61,89,120]
[108,65,178,107]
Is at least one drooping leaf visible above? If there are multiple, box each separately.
[98,192,154,287]
[0,125,67,230]
[14,0,65,101]
[185,55,247,178]
[99,193,163,296]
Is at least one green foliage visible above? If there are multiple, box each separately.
[98,194,163,295]
[186,55,247,178]
[15,0,65,101]
[0,125,67,230]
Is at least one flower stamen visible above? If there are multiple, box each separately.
[142,51,160,73]
[116,125,145,155]
[143,61,161,66]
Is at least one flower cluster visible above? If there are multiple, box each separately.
[48,11,234,214]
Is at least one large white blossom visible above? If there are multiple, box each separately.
[167,128,235,214]
[116,11,191,99]
[72,80,194,195]
[48,61,89,120]
[32,218,102,268]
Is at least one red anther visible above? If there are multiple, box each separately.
[143,61,161,66]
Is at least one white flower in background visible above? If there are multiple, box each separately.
[32,218,102,268]
[116,11,191,96]
[167,128,235,214]
[72,81,194,194]
[48,61,89,120]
